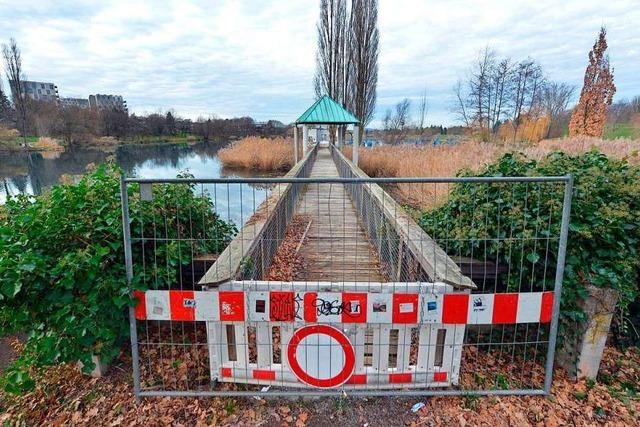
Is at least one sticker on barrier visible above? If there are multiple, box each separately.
[134,288,554,325]
[131,282,557,390]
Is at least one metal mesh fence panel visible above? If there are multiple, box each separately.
[121,145,572,398]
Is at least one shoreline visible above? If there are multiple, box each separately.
[0,138,222,155]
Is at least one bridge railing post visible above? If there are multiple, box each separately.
[353,125,359,166]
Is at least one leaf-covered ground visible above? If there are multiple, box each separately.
[0,341,637,426]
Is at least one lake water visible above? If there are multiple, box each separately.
[0,142,278,226]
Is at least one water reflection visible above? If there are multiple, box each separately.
[0,142,280,226]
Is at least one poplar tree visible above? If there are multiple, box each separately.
[569,27,616,137]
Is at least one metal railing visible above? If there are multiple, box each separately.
[120,149,572,398]
[198,144,318,285]
[331,145,474,289]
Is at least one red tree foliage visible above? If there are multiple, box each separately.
[569,27,616,137]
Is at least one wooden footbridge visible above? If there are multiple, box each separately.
[198,142,474,289]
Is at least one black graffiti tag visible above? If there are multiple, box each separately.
[314,297,361,318]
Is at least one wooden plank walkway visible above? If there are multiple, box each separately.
[294,147,385,282]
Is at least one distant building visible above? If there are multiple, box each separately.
[60,97,90,109]
[255,120,286,129]
[10,80,59,103]
[89,94,127,111]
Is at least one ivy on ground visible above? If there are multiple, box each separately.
[0,164,236,392]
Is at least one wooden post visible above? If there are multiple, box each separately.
[293,125,298,164]
[302,125,309,155]
[353,125,359,166]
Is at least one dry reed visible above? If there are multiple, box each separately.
[218,136,293,171]
[0,126,19,140]
[343,141,507,207]
[524,136,640,165]
[344,136,640,208]
[32,137,64,151]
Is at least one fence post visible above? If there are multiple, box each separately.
[544,174,574,394]
[120,176,141,403]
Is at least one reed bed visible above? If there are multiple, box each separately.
[343,141,507,207]
[525,136,640,165]
[343,136,640,208]
[32,137,64,151]
[218,136,293,171]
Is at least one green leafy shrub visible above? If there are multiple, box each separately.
[420,151,640,341]
[0,164,236,391]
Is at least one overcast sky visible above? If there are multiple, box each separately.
[0,0,638,126]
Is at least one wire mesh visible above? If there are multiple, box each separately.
[121,144,572,398]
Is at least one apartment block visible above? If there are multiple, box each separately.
[89,94,127,111]
[60,97,90,109]
[11,80,59,102]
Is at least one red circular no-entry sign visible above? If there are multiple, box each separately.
[287,324,356,388]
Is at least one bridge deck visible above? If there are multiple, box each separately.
[294,147,385,282]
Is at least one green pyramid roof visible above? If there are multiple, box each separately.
[295,95,360,125]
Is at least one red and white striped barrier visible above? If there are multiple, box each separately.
[134,289,554,325]
[133,283,554,389]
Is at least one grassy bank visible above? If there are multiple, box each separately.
[218,136,293,171]
[605,123,640,139]
[122,133,200,145]
[0,136,65,152]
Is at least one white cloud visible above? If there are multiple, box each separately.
[0,0,638,126]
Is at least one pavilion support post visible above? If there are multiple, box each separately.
[337,126,343,149]
[302,125,309,155]
[353,125,359,167]
[293,125,299,163]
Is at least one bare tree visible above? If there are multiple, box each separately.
[101,108,129,138]
[314,0,348,103]
[3,38,28,145]
[510,59,544,141]
[541,82,575,138]
[0,80,13,125]
[347,0,378,144]
[193,116,218,142]
[382,108,392,131]
[418,87,428,131]
[392,98,411,130]
[452,80,470,126]
[468,47,495,132]
[384,98,411,143]
[608,99,632,123]
[631,96,640,114]
[489,58,511,132]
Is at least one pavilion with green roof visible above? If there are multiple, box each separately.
[293,95,362,165]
